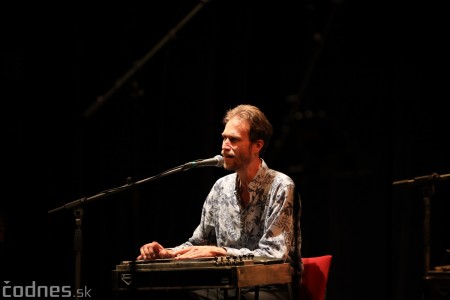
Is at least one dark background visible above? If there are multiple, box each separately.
[1,1,449,299]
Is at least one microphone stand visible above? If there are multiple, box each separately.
[48,160,207,299]
[392,172,450,275]
[83,0,212,119]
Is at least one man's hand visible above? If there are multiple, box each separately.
[137,241,174,260]
[172,246,227,259]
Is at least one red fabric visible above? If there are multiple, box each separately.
[299,255,333,300]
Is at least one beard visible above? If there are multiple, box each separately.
[223,153,252,172]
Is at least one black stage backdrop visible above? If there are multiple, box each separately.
[1,1,449,300]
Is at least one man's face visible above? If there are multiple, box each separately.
[221,117,252,171]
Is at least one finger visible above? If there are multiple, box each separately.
[175,252,198,260]
[140,245,156,259]
[158,249,168,258]
[172,248,190,256]
[149,242,162,257]
[153,242,164,252]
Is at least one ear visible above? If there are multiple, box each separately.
[252,139,264,154]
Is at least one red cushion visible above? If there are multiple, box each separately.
[299,255,332,300]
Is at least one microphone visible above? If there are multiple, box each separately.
[182,155,224,170]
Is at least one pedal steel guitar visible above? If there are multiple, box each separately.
[112,255,293,299]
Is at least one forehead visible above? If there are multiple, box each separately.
[222,116,250,137]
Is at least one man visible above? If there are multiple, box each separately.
[138,104,302,299]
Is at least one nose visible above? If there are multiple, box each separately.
[222,138,231,150]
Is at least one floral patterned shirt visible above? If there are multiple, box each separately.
[172,160,301,264]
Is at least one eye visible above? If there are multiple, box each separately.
[224,137,235,143]
[222,135,239,143]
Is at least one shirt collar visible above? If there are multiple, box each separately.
[235,159,268,193]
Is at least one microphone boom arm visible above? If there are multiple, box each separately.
[48,155,222,296]
[50,162,191,215]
